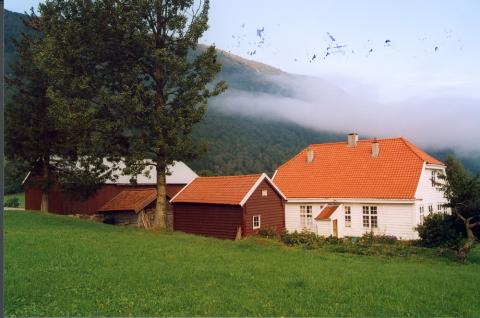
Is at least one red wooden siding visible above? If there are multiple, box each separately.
[173,203,243,239]
[243,179,285,236]
[25,179,185,215]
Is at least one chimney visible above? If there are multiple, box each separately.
[306,149,314,163]
[371,139,380,157]
[347,133,358,148]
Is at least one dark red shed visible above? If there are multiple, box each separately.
[170,173,286,240]
[23,160,197,218]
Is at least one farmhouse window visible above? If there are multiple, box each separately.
[253,215,261,229]
[262,189,268,197]
[420,206,425,224]
[363,206,378,229]
[431,170,436,187]
[428,205,433,214]
[344,206,351,227]
[300,205,313,228]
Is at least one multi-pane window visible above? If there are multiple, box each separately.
[300,205,313,229]
[363,206,370,228]
[428,205,433,214]
[363,206,378,229]
[344,206,351,227]
[431,170,437,187]
[420,206,425,224]
[253,215,261,229]
[437,203,442,212]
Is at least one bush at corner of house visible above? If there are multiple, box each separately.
[258,226,277,239]
[415,213,465,249]
[280,230,323,249]
[373,234,398,244]
[4,197,20,208]
[358,232,398,246]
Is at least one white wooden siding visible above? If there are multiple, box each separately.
[283,164,448,240]
[315,221,331,236]
[285,202,417,239]
[413,164,449,235]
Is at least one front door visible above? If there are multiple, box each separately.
[332,219,338,237]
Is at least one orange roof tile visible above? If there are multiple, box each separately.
[98,189,156,213]
[171,174,263,205]
[315,205,339,220]
[273,137,444,200]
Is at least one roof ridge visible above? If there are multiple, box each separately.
[197,173,263,179]
[308,137,402,147]
[399,137,443,165]
[274,137,406,174]
[399,137,425,163]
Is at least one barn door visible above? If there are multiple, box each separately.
[332,219,338,237]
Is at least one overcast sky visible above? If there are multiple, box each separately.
[6,0,480,152]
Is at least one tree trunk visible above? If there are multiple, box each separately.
[457,223,476,263]
[40,191,49,213]
[40,162,49,212]
[153,165,167,230]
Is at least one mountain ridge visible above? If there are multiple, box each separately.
[4,9,479,181]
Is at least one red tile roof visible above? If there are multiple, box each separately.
[315,205,339,220]
[98,189,156,213]
[171,174,264,205]
[273,137,443,200]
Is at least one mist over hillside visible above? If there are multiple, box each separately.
[210,52,480,155]
[4,9,479,177]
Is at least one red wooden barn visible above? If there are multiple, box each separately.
[24,161,197,226]
[170,173,286,239]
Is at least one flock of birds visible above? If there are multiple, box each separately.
[227,24,460,63]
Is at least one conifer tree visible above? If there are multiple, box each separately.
[6,10,119,211]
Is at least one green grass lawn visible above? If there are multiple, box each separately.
[4,211,480,317]
[3,192,25,208]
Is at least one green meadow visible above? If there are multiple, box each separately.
[3,192,25,208]
[4,211,480,317]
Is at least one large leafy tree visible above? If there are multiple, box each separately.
[38,0,227,229]
[442,156,480,262]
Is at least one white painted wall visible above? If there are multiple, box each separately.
[286,202,418,239]
[413,164,450,234]
[315,221,331,236]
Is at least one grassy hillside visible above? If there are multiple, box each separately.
[4,211,480,316]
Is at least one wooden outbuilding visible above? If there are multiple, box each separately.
[170,173,286,239]
[24,161,197,228]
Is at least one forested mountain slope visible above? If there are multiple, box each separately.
[4,9,478,190]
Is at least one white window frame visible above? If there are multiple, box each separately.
[344,206,351,227]
[253,215,261,229]
[261,189,268,197]
[428,204,433,214]
[300,205,313,229]
[363,206,378,229]
[419,206,424,224]
[431,170,437,187]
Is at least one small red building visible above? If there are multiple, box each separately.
[170,173,286,239]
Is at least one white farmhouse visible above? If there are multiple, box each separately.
[272,134,448,239]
